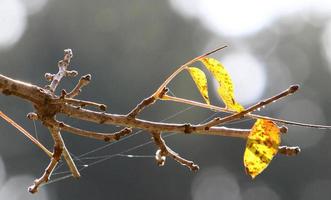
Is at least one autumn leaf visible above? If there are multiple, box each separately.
[187,67,210,104]
[200,57,244,112]
[244,119,281,179]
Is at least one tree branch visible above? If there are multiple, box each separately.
[152,131,199,171]
[0,48,325,193]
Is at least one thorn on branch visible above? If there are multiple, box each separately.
[151,131,199,171]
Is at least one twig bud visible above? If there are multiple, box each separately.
[27,112,38,120]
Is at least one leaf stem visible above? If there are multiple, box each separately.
[153,45,228,97]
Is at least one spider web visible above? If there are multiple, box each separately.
[32,88,252,186]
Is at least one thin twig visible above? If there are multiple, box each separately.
[151,131,199,171]
[153,45,227,97]
[127,87,168,118]
[66,74,91,98]
[199,85,299,129]
[28,144,62,193]
[48,127,80,178]
[56,98,106,111]
[46,119,132,142]
[0,111,52,157]
[278,146,301,156]
[47,49,74,93]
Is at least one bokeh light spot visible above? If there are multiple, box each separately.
[0,156,6,189]
[19,0,49,15]
[242,184,280,200]
[216,51,266,106]
[169,0,331,37]
[191,167,241,200]
[321,20,331,73]
[0,0,27,49]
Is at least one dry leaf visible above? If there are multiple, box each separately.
[244,119,281,179]
[200,57,243,112]
[187,67,210,104]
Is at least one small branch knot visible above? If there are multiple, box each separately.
[279,146,301,156]
[44,73,54,82]
[279,126,288,134]
[65,70,78,77]
[63,49,73,61]
[27,112,38,120]
[155,149,166,166]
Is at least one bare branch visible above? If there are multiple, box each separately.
[127,87,168,118]
[0,111,52,157]
[28,144,62,193]
[46,119,132,142]
[47,49,74,93]
[56,98,107,111]
[278,146,301,156]
[151,131,199,171]
[1,48,328,193]
[199,85,300,129]
[66,74,91,98]
[48,127,80,179]
[60,104,251,138]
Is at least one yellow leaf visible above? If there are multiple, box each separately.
[187,67,210,104]
[200,57,243,112]
[243,119,281,179]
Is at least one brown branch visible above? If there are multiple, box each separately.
[0,48,325,193]
[28,144,62,193]
[46,119,132,142]
[60,105,251,138]
[127,87,169,118]
[162,94,331,129]
[151,131,199,171]
[66,74,91,98]
[153,45,228,97]
[48,127,80,179]
[28,126,80,193]
[47,49,74,93]
[278,146,301,156]
[0,111,52,157]
[0,73,251,138]
[56,98,107,111]
[199,85,299,129]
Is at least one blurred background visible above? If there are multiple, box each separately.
[1,0,331,199]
